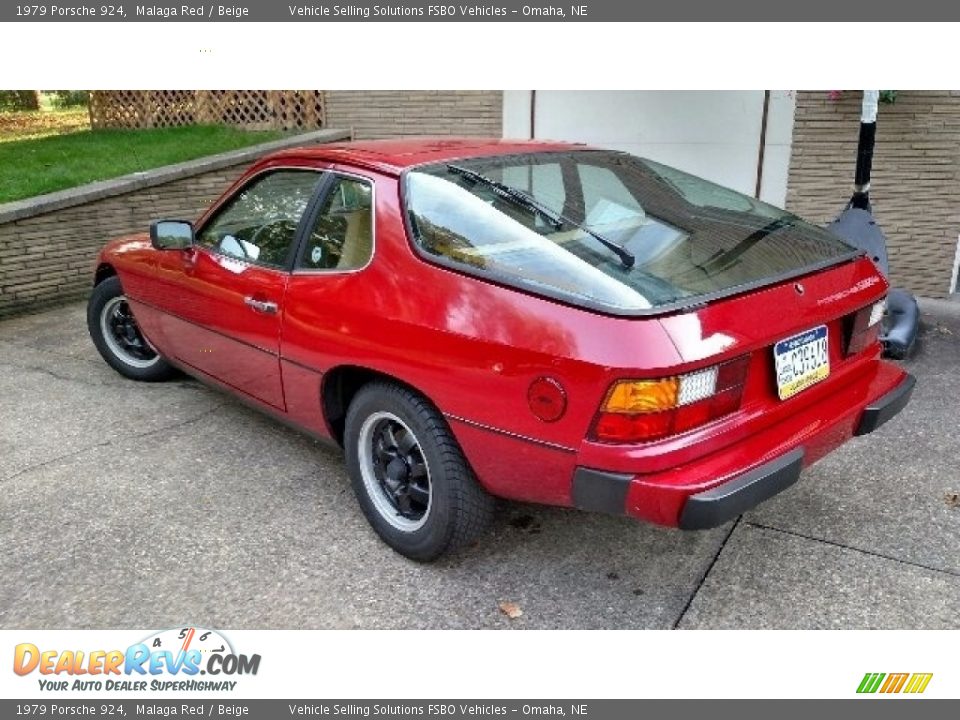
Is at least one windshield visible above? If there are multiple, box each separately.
[402,150,857,314]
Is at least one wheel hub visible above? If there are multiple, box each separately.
[109,303,146,353]
[367,417,431,525]
[384,456,409,488]
[99,295,160,369]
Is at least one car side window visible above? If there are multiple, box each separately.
[197,170,324,269]
[297,176,374,271]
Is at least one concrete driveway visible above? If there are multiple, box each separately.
[1,300,958,629]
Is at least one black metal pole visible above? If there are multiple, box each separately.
[851,90,879,210]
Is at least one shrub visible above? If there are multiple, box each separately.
[47,90,90,108]
[0,91,40,111]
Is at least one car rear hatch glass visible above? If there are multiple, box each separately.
[403,150,860,316]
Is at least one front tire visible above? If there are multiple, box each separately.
[344,382,495,561]
[87,276,176,382]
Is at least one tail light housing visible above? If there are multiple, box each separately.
[590,355,751,443]
[844,299,886,356]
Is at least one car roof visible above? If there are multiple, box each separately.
[265,137,593,176]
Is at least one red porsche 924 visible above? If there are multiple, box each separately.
[87,139,914,560]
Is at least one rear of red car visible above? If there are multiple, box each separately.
[402,147,913,528]
[575,256,911,528]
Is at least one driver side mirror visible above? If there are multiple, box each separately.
[150,220,194,250]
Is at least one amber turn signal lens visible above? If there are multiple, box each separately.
[602,378,679,414]
[591,356,751,444]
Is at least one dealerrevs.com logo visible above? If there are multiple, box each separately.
[13,627,261,692]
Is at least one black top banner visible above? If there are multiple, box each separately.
[2,0,957,21]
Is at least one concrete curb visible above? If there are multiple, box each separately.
[918,295,960,319]
[0,128,351,225]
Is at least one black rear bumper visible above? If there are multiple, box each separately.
[854,373,916,436]
[678,449,804,530]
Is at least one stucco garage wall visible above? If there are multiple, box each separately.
[787,90,960,298]
[503,90,796,207]
[0,130,349,319]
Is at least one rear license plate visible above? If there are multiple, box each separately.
[774,325,830,400]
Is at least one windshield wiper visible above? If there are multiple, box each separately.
[446,163,636,269]
[445,164,561,230]
[691,216,796,277]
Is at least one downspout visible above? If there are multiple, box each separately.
[529,90,537,139]
[754,90,770,199]
[525,90,537,192]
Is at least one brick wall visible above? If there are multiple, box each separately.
[0,166,249,318]
[0,130,349,318]
[325,90,502,140]
[787,90,960,298]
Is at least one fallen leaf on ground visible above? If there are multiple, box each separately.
[498,601,523,619]
[945,492,959,508]
[0,108,90,143]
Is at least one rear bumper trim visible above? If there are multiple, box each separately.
[571,467,633,515]
[678,448,805,530]
[854,373,915,436]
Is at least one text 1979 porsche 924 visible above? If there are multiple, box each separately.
[87,138,914,560]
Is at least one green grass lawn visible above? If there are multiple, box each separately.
[0,125,285,204]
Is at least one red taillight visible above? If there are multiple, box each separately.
[673,386,743,433]
[590,355,751,443]
[845,299,886,356]
[592,411,673,442]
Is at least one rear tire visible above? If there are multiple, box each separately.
[87,276,176,382]
[344,382,495,561]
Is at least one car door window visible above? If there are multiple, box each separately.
[297,176,374,271]
[198,170,324,269]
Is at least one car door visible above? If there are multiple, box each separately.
[277,171,377,431]
[154,168,327,410]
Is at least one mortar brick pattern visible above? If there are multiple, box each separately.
[787,90,960,298]
[325,90,502,140]
[0,166,247,318]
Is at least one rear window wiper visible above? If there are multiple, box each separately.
[446,163,636,269]
[694,216,796,275]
